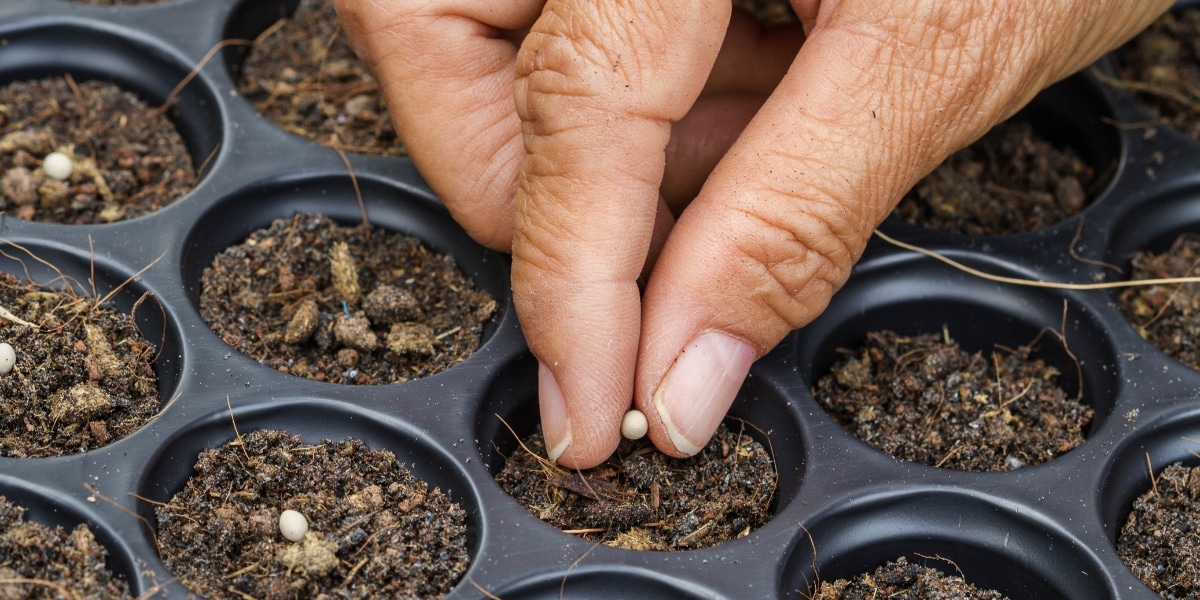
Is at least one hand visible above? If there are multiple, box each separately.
[337,0,1172,468]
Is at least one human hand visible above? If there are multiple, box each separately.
[337,0,1173,468]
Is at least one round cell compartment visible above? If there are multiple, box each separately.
[475,352,807,535]
[221,0,300,79]
[779,489,1113,599]
[793,251,1121,461]
[0,19,222,201]
[488,566,725,600]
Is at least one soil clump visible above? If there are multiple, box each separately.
[0,272,159,458]
[0,77,194,223]
[1112,8,1200,140]
[237,0,401,155]
[1115,233,1200,369]
[894,121,1095,235]
[1117,462,1200,599]
[495,422,776,551]
[0,496,131,599]
[807,556,1008,600]
[155,428,469,599]
[813,329,1091,471]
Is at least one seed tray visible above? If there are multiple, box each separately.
[1,0,1200,598]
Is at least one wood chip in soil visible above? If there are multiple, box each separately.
[1112,8,1200,140]
[0,496,132,600]
[237,0,402,156]
[495,422,776,551]
[1115,233,1200,370]
[155,429,469,599]
[806,556,1008,600]
[813,329,1092,471]
[893,120,1095,235]
[0,77,195,224]
[199,212,496,384]
[1117,462,1200,599]
[0,272,159,458]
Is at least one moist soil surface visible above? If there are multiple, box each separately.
[893,120,1096,235]
[155,429,469,599]
[0,272,159,458]
[808,556,1008,600]
[1112,8,1200,140]
[0,496,131,600]
[813,329,1092,471]
[495,422,776,551]
[0,77,194,224]
[199,212,495,384]
[1118,462,1200,599]
[1115,233,1200,370]
[237,0,402,156]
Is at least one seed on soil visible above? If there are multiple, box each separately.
[278,509,308,542]
[41,151,73,181]
[0,342,15,374]
[621,409,648,440]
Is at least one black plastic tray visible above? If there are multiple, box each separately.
[1,1,1199,598]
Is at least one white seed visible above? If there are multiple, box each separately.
[42,152,74,181]
[278,509,308,542]
[0,343,14,375]
[621,409,648,440]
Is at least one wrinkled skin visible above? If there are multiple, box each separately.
[336,0,1174,468]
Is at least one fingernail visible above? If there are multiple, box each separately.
[538,362,573,463]
[652,332,756,456]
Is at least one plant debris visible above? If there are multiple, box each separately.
[0,496,131,599]
[1112,8,1200,140]
[237,0,402,155]
[806,556,1008,600]
[813,330,1091,471]
[1116,233,1200,370]
[893,121,1095,235]
[0,77,194,223]
[199,212,495,384]
[495,422,776,551]
[0,272,159,458]
[155,429,469,599]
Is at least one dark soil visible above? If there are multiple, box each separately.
[893,121,1095,235]
[813,329,1092,471]
[732,0,798,24]
[1112,8,1200,140]
[1117,462,1200,599]
[494,422,776,551]
[0,496,131,600]
[1115,233,1200,369]
[0,77,194,224]
[237,0,402,156]
[807,556,1008,600]
[199,212,495,384]
[0,272,159,458]
[155,429,469,599]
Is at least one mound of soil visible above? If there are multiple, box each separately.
[814,329,1091,471]
[0,272,159,458]
[808,556,1008,600]
[495,422,776,551]
[1112,8,1200,140]
[0,77,194,223]
[1115,233,1200,369]
[237,0,401,155]
[893,121,1095,235]
[155,429,469,599]
[1117,462,1200,599]
[199,212,495,384]
[0,496,131,599]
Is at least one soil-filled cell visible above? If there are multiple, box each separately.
[488,568,724,600]
[1110,6,1200,140]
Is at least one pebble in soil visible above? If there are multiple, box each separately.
[1111,7,1200,140]
[199,212,495,384]
[0,77,195,224]
[813,329,1092,471]
[0,272,159,458]
[495,422,777,551]
[1117,462,1200,599]
[0,496,131,600]
[1115,233,1200,370]
[893,120,1096,236]
[236,0,402,155]
[155,429,469,599]
[805,557,1009,600]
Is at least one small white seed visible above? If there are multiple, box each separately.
[0,343,14,375]
[278,509,308,542]
[621,409,648,440]
[42,152,74,181]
